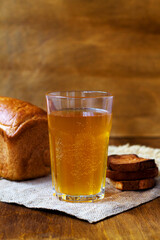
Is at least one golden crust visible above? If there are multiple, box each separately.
[0,97,47,137]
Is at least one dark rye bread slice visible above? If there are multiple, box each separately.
[110,178,155,191]
[106,166,158,181]
[108,154,156,172]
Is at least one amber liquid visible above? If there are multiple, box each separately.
[48,108,112,196]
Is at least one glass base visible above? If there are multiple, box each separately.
[53,189,105,203]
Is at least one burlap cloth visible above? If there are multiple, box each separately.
[0,144,160,223]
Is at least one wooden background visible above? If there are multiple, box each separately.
[0,0,160,137]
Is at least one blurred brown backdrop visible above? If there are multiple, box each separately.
[0,0,160,137]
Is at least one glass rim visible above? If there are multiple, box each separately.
[46,91,113,99]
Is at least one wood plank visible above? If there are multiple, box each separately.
[0,198,159,239]
[0,0,160,137]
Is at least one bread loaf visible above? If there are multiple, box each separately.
[0,97,50,180]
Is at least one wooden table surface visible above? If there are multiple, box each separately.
[0,137,160,240]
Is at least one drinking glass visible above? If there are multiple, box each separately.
[46,91,113,202]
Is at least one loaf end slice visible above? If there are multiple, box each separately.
[108,154,156,172]
[111,178,155,191]
[106,166,158,181]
